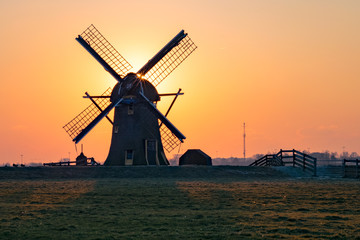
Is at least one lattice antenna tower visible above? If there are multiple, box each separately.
[243,122,246,161]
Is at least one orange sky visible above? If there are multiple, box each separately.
[1,0,360,165]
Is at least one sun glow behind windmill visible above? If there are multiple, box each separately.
[63,25,197,166]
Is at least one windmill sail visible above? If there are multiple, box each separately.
[63,88,112,140]
[76,24,132,81]
[160,124,182,153]
[137,30,197,87]
[72,96,124,143]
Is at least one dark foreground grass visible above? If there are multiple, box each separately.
[1,176,360,239]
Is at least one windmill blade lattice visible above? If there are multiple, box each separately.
[63,88,112,139]
[79,24,132,78]
[144,35,197,87]
[159,123,182,153]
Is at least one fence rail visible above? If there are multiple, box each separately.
[43,157,99,166]
[249,149,317,176]
[249,153,283,167]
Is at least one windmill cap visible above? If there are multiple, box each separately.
[111,73,160,102]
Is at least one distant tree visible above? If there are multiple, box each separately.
[28,162,43,167]
[330,152,338,160]
[349,152,359,159]
[168,154,181,166]
[340,151,349,159]
[302,150,311,155]
[252,154,264,159]
[324,150,330,160]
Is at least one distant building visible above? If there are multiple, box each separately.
[179,149,212,166]
[76,152,87,166]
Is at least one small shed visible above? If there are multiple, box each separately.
[179,149,212,166]
[76,152,87,166]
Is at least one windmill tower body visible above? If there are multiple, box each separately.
[63,25,197,166]
[105,77,168,165]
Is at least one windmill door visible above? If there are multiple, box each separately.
[146,139,158,165]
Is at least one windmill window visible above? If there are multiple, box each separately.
[128,104,134,115]
[126,150,133,160]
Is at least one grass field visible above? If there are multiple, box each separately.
[1,167,360,239]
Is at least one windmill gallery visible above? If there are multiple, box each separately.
[61,25,198,166]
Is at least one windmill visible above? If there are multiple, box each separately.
[63,25,197,166]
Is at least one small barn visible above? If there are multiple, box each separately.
[179,149,212,166]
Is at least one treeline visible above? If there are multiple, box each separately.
[308,151,360,161]
[169,150,360,166]
[3,150,359,167]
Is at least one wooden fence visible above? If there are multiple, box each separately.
[43,158,99,166]
[249,149,317,176]
[343,159,360,178]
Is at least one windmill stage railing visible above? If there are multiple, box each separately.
[343,159,360,178]
[249,149,317,176]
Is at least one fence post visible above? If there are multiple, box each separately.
[264,156,267,166]
[293,149,295,167]
[343,159,346,178]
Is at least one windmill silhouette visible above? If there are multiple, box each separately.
[63,25,197,165]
